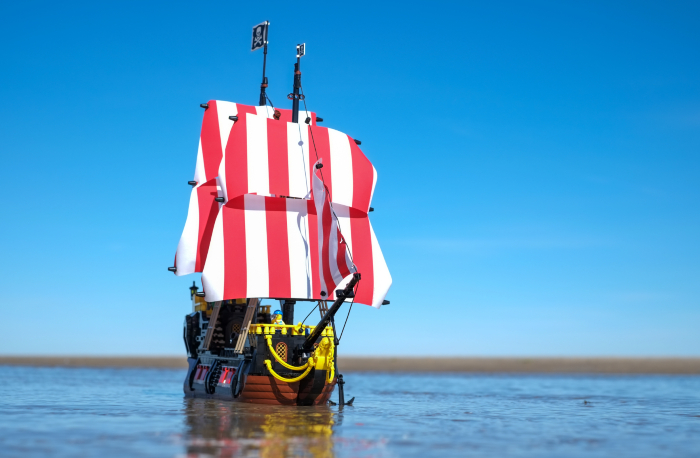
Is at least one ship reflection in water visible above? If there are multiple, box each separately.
[1,367,698,458]
[183,399,337,458]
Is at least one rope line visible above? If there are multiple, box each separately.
[338,280,359,343]
[301,301,319,325]
[299,84,358,271]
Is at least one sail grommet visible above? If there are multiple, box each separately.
[215,197,225,203]
[305,117,311,124]
[200,103,208,109]
[229,116,238,122]
[354,139,361,145]
[168,267,177,273]
[315,163,323,170]
[188,181,197,187]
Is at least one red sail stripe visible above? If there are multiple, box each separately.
[309,126,333,200]
[321,196,336,298]
[307,200,321,300]
[336,234,352,280]
[194,179,220,272]
[266,119,289,197]
[349,208,374,306]
[348,136,374,213]
[223,196,247,299]
[237,104,257,118]
[264,197,291,298]
[225,114,249,200]
[201,100,223,182]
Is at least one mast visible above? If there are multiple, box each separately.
[290,43,305,123]
[259,43,268,106]
[251,21,270,106]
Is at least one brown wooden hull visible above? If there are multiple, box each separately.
[239,375,336,406]
[184,358,336,406]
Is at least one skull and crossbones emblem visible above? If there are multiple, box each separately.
[253,27,263,47]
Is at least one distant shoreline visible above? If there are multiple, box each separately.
[1,356,699,374]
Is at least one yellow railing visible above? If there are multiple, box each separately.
[248,322,334,337]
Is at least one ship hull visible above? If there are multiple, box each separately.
[183,357,336,405]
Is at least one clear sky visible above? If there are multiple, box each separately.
[1,1,698,356]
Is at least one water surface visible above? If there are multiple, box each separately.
[0,366,698,457]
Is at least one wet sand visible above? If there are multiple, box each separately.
[1,356,699,374]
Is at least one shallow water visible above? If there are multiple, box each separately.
[0,366,698,457]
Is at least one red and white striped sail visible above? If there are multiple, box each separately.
[312,160,356,298]
[176,100,390,307]
[218,113,377,213]
[174,178,222,276]
[200,194,391,308]
[193,100,316,186]
[181,102,316,274]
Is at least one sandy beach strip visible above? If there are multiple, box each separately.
[1,356,699,374]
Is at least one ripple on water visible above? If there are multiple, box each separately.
[0,367,698,457]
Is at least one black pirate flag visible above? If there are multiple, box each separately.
[251,21,269,52]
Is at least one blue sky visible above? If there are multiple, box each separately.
[1,1,698,356]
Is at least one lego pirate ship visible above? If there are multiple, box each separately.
[169,27,391,406]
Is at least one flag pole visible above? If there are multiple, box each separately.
[258,23,269,106]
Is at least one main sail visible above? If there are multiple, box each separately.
[174,101,391,308]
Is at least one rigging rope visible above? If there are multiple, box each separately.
[301,301,319,325]
[299,84,358,272]
[338,281,359,343]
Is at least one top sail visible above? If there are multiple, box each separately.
[218,112,376,213]
[193,101,317,186]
